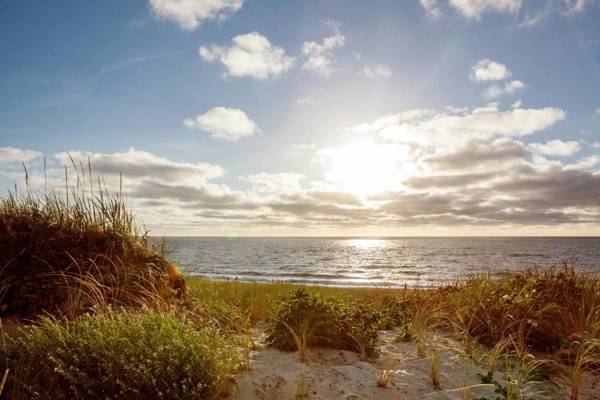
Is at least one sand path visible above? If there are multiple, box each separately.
[229,329,597,400]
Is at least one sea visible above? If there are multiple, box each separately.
[163,237,600,287]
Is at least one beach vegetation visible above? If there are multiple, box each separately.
[2,308,238,400]
[0,164,182,319]
[266,288,382,359]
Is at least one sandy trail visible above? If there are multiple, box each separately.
[229,329,597,400]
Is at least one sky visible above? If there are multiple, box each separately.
[1,0,600,236]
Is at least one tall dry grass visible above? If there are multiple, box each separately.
[0,161,181,319]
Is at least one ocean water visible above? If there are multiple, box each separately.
[164,237,600,287]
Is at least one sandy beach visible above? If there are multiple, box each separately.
[231,328,598,400]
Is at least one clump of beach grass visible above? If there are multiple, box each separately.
[293,369,310,399]
[429,336,442,389]
[0,162,182,319]
[567,336,600,400]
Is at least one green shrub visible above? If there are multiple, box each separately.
[2,308,238,400]
[266,288,339,351]
[340,301,383,358]
[266,288,382,358]
[378,295,412,330]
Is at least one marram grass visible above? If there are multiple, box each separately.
[0,164,181,318]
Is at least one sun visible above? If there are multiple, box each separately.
[324,142,406,196]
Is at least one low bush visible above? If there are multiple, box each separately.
[2,308,238,400]
[266,288,382,358]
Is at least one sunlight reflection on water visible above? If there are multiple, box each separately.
[344,238,388,250]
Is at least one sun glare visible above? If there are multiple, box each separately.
[325,142,406,196]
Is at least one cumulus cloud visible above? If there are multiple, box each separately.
[149,0,243,31]
[565,155,600,170]
[55,148,224,183]
[361,63,392,79]
[183,107,260,141]
[348,104,566,147]
[470,59,512,81]
[425,138,528,170]
[302,22,345,76]
[240,172,305,193]
[199,32,294,80]
[505,80,525,93]
[0,147,43,163]
[485,80,526,99]
[529,139,581,156]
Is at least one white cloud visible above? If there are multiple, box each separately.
[421,0,522,19]
[529,139,581,156]
[564,0,597,14]
[449,0,522,19]
[361,63,392,79]
[199,32,295,80]
[184,107,260,141]
[296,96,317,105]
[485,80,526,99]
[240,172,305,194]
[0,147,43,163]
[565,155,600,170]
[302,22,345,76]
[420,0,444,19]
[423,0,597,25]
[56,148,224,183]
[149,0,243,31]
[505,80,525,93]
[348,104,566,147]
[484,85,504,99]
[470,59,512,81]
[518,1,598,26]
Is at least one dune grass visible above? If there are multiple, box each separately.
[0,165,182,319]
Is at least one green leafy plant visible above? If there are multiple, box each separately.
[2,308,238,400]
[266,288,382,359]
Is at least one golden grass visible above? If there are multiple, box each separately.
[0,163,180,319]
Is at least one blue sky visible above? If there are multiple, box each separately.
[1,0,600,235]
